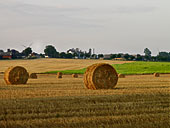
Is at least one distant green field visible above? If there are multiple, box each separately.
[44,61,170,75]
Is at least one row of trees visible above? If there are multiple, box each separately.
[142,48,170,61]
[20,45,91,59]
[43,46,170,61]
[44,45,91,58]
[1,45,170,62]
[109,48,170,61]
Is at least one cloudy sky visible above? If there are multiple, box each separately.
[0,0,170,55]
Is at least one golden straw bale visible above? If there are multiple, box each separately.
[154,73,160,77]
[118,74,125,78]
[72,74,78,78]
[84,63,118,89]
[84,63,99,89]
[4,66,29,85]
[29,73,38,79]
[57,72,62,78]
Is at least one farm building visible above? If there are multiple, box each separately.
[0,49,22,59]
[0,51,12,59]
[114,58,126,61]
[104,54,112,59]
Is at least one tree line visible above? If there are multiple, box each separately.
[1,45,170,62]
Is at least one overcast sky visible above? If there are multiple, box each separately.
[0,0,170,55]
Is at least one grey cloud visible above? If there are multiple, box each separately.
[112,6,157,14]
[0,2,102,29]
[13,4,88,16]
[0,2,88,17]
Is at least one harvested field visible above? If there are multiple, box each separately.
[0,72,169,128]
[0,58,131,73]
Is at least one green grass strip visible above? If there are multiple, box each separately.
[44,61,170,75]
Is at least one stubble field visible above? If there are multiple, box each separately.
[0,58,130,73]
[0,59,169,128]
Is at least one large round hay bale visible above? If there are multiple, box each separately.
[118,74,125,78]
[4,66,29,85]
[57,72,62,78]
[84,63,118,89]
[29,73,37,79]
[72,74,78,78]
[154,73,160,77]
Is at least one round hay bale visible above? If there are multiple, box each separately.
[118,74,125,78]
[84,63,118,89]
[4,66,29,85]
[29,73,37,79]
[72,74,78,78]
[57,72,62,78]
[154,73,160,77]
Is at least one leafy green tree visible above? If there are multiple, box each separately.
[157,52,170,61]
[98,54,104,58]
[73,53,78,58]
[59,52,66,58]
[110,54,117,59]
[151,56,157,61]
[136,54,143,61]
[80,53,85,58]
[144,48,152,61]
[0,50,4,52]
[22,47,32,57]
[59,52,73,58]
[117,53,122,58]
[44,45,59,58]
[40,53,45,58]
[124,54,130,60]
[91,54,97,59]
[144,55,151,61]
[129,55,135,61]
[11,49,20,59]
[66,53,73,58]
[84,53,90,58]
[144,48,151,57]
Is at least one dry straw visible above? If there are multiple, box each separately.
[29,73,38,79]
[154,73,160,77]
[118,74,125,78]
[72,74,78,78]
[57,72,62,78]
[84,63,118,89]
[4,66,29,85]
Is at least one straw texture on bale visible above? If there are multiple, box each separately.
[72,74,78,78]
[154,73,160,77]
[84,63,118,89]
[29,73,37,79]
[57,72,62,78]
[118,74,125,78]
[4,66,29,85]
